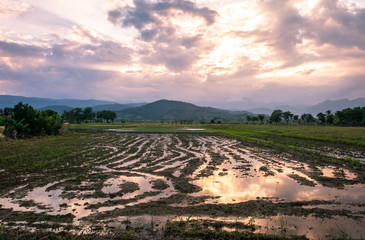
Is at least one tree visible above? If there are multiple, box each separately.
[317,112,326,124]
[40,110,63,135]
[283,111,293,124]
[301,113,315,124]
[0,108,2,113]
[293,115,299,121]
[270,109,283,124]
[62,108,83,123]
[2,102,62,138]
[246,116,251,123]
[97,110,117,123]
[82,107,95,122]
[11,102,40,135]
[325,110,333,124]
[258,114,265,124]
[3,107,13,116]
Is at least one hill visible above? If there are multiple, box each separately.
[92,103,145,112]
[303,98,365,115]
[244,98,365,115]
[118,99,252,122]
[0,95,117,109]
[39,105,72,115]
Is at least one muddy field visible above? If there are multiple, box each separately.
[1,132,365,239]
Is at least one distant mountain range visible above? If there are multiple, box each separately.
[1,95,364,120]
[118,99,251,122]
[248,98,365,115]
[303,98,365,115]
[0,95,117,109]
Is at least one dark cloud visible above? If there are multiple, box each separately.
[307,0,365,50]
[108,0,217,29]
[242,0,365,69]
[141,44,200,72]
[0,41,49,58]
[107,9,122,24]
[141,28,159,41]
[48,40,132,65]
[106,0,217,72]
[254,0,307,67]
[181,35,203,49]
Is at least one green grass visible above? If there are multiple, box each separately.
[67,122,365,144]
[0,133,92,173]
[204,124,365,146]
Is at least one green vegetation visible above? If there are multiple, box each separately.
[0,133,91,173]
[268,107,365,126]
[205,124,365,146]
[62,107,117,123]
[0,102,62,139]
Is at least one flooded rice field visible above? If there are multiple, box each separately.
[1,133,365,239]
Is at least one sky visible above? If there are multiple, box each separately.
[0,0,364,109]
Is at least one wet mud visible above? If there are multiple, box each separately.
[0,133,364,239]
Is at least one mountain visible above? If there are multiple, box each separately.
[92,103,146,112]
[39,105,72,114]
[118,99,252,122]
[244,98,365,115]
[303,98,365,115]
[0,95,118,109]
[246,107,273,115]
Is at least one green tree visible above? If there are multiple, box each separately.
[301,113,315,124]
[11,102,40,136]
[270,109,283,124]
[317,112,326,124]
[334,110,345,125]
[3,107,13,116]
[96,110,117,123]
[325,110,333,124]
[258,114,265,124]
[283,111,293,124]
[2,102,63,138]
[40,110,63,135]
[82,107,95,122]
[62,108,83,124]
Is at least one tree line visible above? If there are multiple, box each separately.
[268,107,365,126]
[62,107,117,123]
[0,103,119,139]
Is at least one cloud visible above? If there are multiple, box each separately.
[1,0,365,107]
[49,40,133,65]
[0,40,48,58]
[0,0,32,17]
[106,0,218,72]
[108,0,217,29]
[306,0,365,50]
[70,26,103,44]
[0,64,119,99]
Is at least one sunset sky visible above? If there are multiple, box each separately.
[0,0,364,108]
